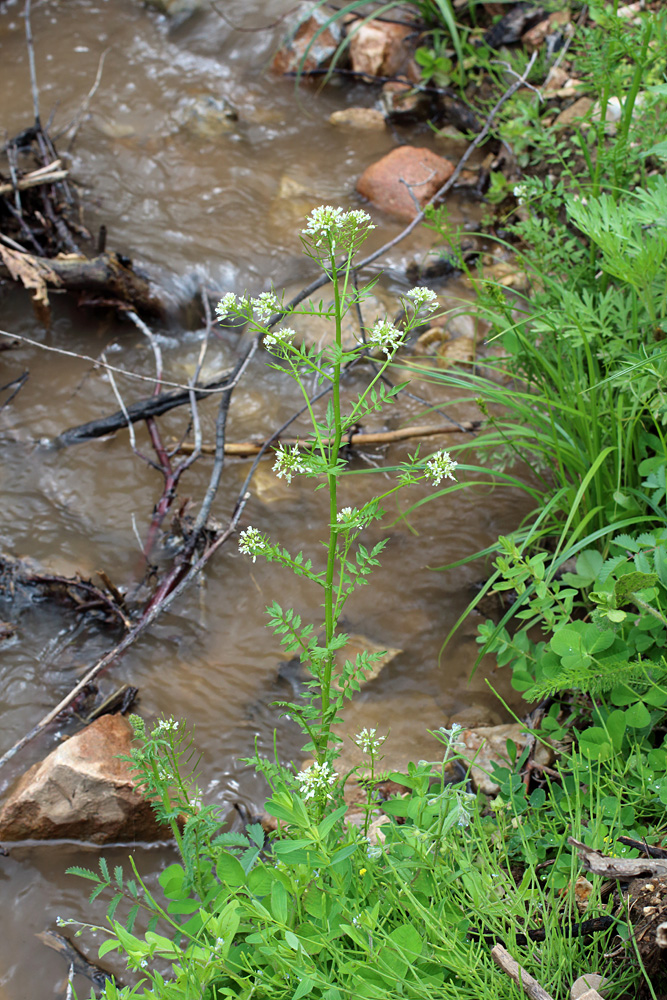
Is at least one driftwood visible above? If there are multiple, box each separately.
[0,551,131,630]
[37,931,115,991]
[0,159,68,196]
[54,369,234,446]
[175,421,480,457]
[0,247,164,317]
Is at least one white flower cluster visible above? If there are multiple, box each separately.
[215,291,238,321]
[355,727,384,755]
[426,450,458,486]
[153,718,179,736]
[302,205,374,254]
[264,327,296,351]
[215,290,280,324]
[251,291,280,321]
[406,286,438,314]
[295,761,338,801]
[368,318,405,357]
[238,526,268,563]
[513,183,528,206]
[336,506,363,529]
[273,442,308,484]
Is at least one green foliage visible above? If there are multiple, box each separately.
[67,718,648,1000]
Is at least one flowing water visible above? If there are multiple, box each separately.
[0,1,530,994]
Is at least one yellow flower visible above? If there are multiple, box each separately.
[359,868,367,876]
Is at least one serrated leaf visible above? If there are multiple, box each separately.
[66,866,100,882]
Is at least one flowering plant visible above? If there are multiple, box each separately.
[216,207,456,802]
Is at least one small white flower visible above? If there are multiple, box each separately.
[238,526,268,563]
[355,727,384,755]
[251,291,280,322]
[426,450,458,486]
[368,318,405,357]
[264,327,296,351]
[513,183,528,206]
[154,718,179,735]
[140,959,149,969]
[273,443,308,484]
[302,205,374,253]
[438,722,466,750]
[214,937,225,950]
[295,761,338,801]
[336,506,363,529]
[406,287,438,314]
[215,292,237,321]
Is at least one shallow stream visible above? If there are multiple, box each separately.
[0,2,528,994]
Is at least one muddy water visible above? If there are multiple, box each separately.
[0,1,529,995]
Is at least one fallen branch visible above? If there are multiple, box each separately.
[0,248,164,317]
[490,944,555,1000]
[0,499,247,773]
[53,368,234,446]
[0,162,68,196]
[0,328,231,394]
[569,838,667,879]
[175,422,479,457]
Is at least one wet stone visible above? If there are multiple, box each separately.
[271,5,344,76]
[348,18,413,78]
[356,146,455,221]
[0,715,172,844]
[177,95,238,140]
[329,107,386,131]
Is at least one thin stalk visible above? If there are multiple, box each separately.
[319,249,346,759]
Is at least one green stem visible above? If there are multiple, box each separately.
[319,247,346,762]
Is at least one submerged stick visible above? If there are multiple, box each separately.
[0,502,247,773]
[175,422,478,457]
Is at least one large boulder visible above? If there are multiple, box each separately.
[357,146,455,221]
[0,715,171,843]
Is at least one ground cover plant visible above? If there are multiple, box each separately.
[61,2,667,997]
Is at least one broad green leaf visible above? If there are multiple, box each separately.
[271,880,289,924]
[216,852,246,888]
[625,701,652,728]
[578,727,612,760]
[248,865,276,897]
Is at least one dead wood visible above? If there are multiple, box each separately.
[54,368,234,447]
[0,552,131,630]
[490,943,555,1000]
[37,931,116,991]
[0,247,164,318]
[0,160,68,197]
[175,421,479,457]
[569,838,667,880]
[81,683,138,723]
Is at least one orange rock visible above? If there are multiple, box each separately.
[271,9,343,76]
[348,18,413,78]
[356,146,455,221]
[554,96,594,128]
[0,715,172,843]
[521,9,570,50]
